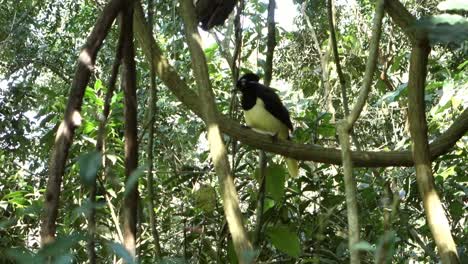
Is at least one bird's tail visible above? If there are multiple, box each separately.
[285,157,299,178]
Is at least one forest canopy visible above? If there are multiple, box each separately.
[0,0,467,263]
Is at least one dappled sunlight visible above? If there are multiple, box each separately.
[54,110,81,143]
[206,124,226,164]
[78,49,93,70]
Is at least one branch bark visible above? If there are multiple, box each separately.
[327,0,349,116]
[40,0,126,246]
[178,1,253,263]
[146,0,162,258]
[263,0,276,86]
[121,1,139,259]
[407,36,460,264]
[87,17,125,263]
[132,4,468,169]
[337,0,385,262]
[254,0,276,248]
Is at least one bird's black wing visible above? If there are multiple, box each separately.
[195,0,237,30]
[253,83,294,131]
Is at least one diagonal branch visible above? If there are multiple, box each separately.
[178,1,253,262]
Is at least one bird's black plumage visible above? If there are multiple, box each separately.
[237,73,293,131]
[195,0,238,30]
[236,73,299,178]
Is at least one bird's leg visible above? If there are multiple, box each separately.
[270,132,279,143]
[241,125,251,129]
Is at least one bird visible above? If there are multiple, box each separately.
[236,73,299,178]
[194,0,238,30]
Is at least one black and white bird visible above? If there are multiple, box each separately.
[236,73,299,178]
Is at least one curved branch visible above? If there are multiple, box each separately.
[133,7,468,168]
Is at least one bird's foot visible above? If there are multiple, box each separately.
[241,125,251,129]
[270,133,279,143]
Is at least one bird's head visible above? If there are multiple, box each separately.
[236,73,260,91]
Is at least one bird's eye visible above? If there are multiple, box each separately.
[241,79,246,86]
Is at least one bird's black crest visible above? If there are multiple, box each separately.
[237,73,260,88]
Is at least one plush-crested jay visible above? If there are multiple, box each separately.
[236,73,299,178]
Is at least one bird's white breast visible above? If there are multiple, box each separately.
[243,98,289,140]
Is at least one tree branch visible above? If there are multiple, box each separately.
[146,0,162,257]
[178,1,253,262]
[345,0,385,130]
[121,0,139,259]
[87,13,125,263]
[337,1,385,261]
[327,0,349,116]
[407,35,460,264]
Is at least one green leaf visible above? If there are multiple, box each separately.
[317,123,336,138]
[263,198,276,213]
[265,163,286,202]
[352,241,375,252]
[437,166,457,180]
[227,239,238,264]
[78,151,102,187]
[266,225,301,258]
[38,234,84,258]
[5,248,35,264]
[94,79,103,91]
[124,165,147,197]
[437,0,468,11]
[106,242,135,264]
[376,82,408,105]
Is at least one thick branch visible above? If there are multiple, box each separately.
[178,0,253,262]
[40,0,126,246]
[146,0,162,258]
[407,36,459,264]
[88,16,125,264]
[121,1,139,259]
[132,4,468,168]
